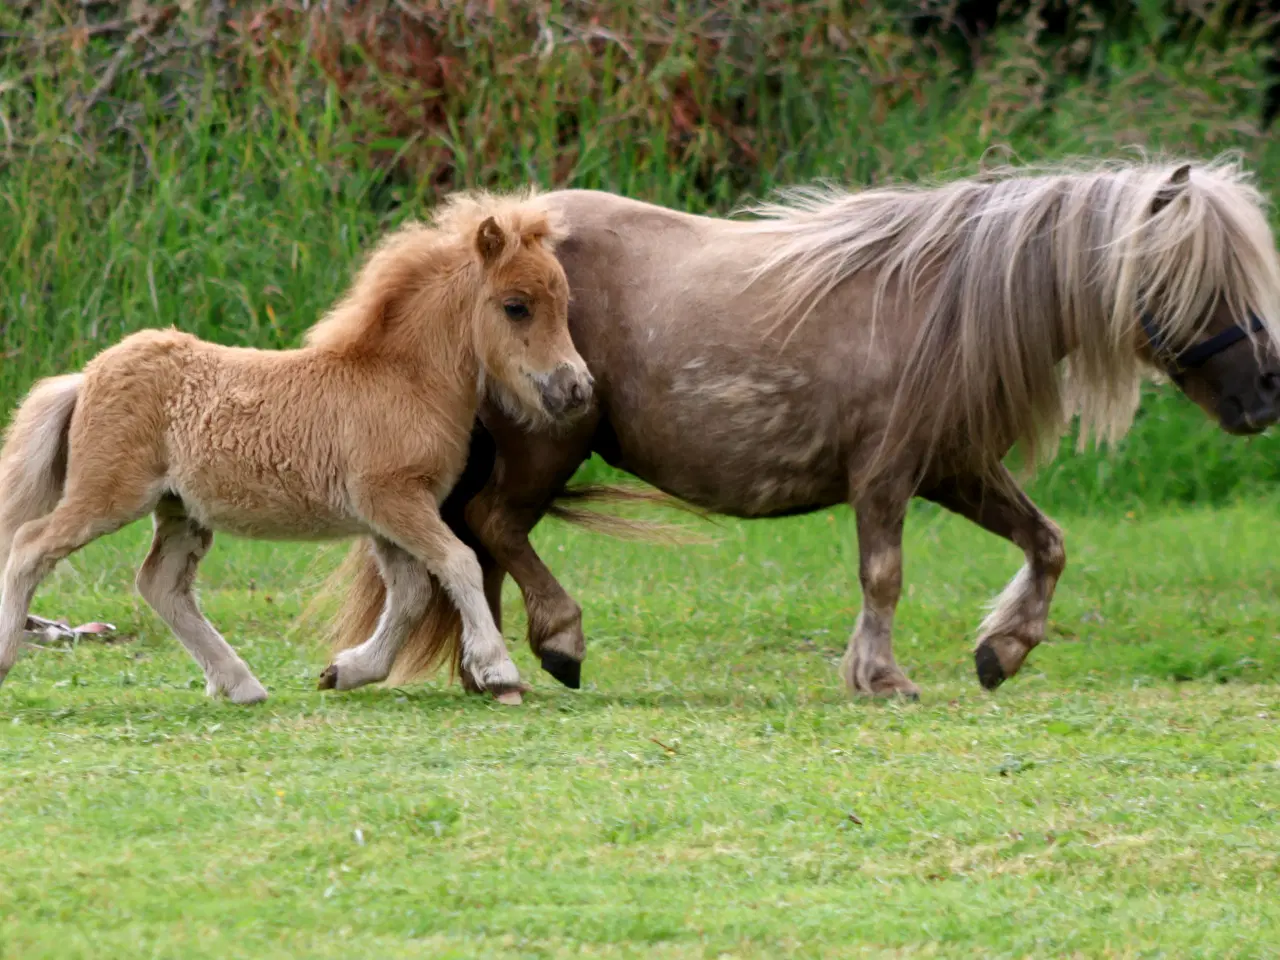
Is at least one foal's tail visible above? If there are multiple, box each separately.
[0,374,82,569]
[316,482,709,686]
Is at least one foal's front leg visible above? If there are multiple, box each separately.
[842,488,920,699]
[921,467,1066,690]
[318,538,433,694]
[353,482,523,697]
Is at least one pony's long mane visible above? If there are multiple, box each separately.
[304,189,566,354]
[738,154,1280,486]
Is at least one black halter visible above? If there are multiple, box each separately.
[1140,311,1267,383]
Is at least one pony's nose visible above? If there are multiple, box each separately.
[565,369,593,410]
[539,364,593,419]
[1260,370,1280,405]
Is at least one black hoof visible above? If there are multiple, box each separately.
[974,645,1006,691]
[317,665,338,691]
[540,650,581,689]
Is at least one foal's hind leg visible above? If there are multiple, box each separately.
[319,538,433,694]
[841,486,921,700]
[0,491,152,688]
[921,467,1065,690]
[135,499,267,705]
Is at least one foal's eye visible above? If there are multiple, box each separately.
[503,300,532,322]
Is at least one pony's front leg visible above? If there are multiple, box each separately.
[458,414,595,690]
[922,467,1065,690]
[842,488,920,700]
[319,539,433,693]
[465,493,585,689]
[353,482,524,701]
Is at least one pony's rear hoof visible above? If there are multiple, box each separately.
[540,650,582,689]
[317,665,339,690]
[974,644,1007,690]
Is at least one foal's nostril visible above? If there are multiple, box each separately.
[569,382,584,406]
[1262,371,1280,398]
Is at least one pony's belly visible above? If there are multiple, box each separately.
[168,480,362,542]
[607,416,847,518]
[602,366,847,516]
[189,507,365,542]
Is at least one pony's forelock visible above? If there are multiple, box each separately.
[433,187,568,265]
[303,189,567,354]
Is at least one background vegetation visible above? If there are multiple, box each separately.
[3,0,1280,509]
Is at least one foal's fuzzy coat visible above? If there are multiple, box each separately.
[0,191,590,703]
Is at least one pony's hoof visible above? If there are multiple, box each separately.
[974,643,1007,690]
[317,665,339,690]
[223,675,268,705]
[540,649,582,689]
[492,686,526,706]
[467,657,522,693]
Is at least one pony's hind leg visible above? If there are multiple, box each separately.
[0,492,150,688]
[921,467,1065,690]
[841,485,921,700]
[318,538,432,694]
[135,498,267,705]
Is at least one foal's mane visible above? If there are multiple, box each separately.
[305,189,565,354]
[738,154,1280,485]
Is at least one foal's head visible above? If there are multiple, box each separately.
[1130,162,1280,435]
[449,194,593,425]
[306,191,592,425]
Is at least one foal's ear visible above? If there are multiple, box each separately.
[475,216,508,266]
[1151,164,1192,215]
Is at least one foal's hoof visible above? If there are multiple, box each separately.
[317,665,339,691]
[540,649,582,690]
[974,643,1007,691]
[492,685,526,706]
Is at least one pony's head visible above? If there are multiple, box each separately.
[1129,163,1280,435]
[306,191,592,425]
[443,192,593,425]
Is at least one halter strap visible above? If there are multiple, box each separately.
[1140,312,1267,382]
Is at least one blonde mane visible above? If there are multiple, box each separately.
[305,189,566,354]
[737,154,1280,482]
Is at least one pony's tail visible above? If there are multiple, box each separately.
[0,374,82,569]
[320,482,708,686]
[546,483,713,545]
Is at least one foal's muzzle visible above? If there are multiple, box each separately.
[536,363,595,420]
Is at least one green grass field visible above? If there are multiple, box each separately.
[2,499,1279,958]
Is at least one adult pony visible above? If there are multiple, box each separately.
[0,191,591,705]
[327,158,1280,699]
